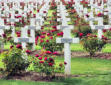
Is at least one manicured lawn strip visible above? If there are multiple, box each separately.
[56,57,111,75]
[56,74,111,85]
[0,74,111,85]
[0,80,64,85]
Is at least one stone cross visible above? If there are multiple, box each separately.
[14,26,35,49]
[29,17,41,50]
[56,26,79,75]
[8,10,18,38]
[56,3,79,74]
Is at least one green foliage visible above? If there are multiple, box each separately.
[2,47,29,76]
[81,34,106,57]
[74,25,92,38]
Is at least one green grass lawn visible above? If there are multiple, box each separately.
[0,74,111,85]
[56,57,111,75]
[0,73,111,85]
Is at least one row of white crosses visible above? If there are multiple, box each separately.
[14,1,50,50]
[86,1,111,39]
[0,1,50,50]
[72,0,110,39]
[56,2,79,75]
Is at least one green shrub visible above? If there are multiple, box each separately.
[81,34,107,57]
[74,25,92,38]
[2,46,29,76]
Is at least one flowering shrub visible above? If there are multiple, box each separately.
[2,32,14,44]
[74,25,92,38]
[103,28,111,39]
[80,0,88,7]
[2,44,29,76]
[81,34,107,57]
[30,50,65,79]
[36,30,63,52]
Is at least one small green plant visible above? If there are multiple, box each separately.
[81,34,107,57]
[2,45,29,76]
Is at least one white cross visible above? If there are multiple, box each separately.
[29,17,41,50]
[56,3,79,74]
[14,26,35,49]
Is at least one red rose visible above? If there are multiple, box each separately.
[86,14,89,17]
[87,33,91,37]
[44,57,48,61]
[46,51,52,54]
[41,32,46,35]
[17,34,21,37]
[50,36,53,39]
[35,54,39,57]
[28,30,30,34]
[7,37,12,41]
[93,35,97,37]
[16,44,22,49]
[52,26,56,29]
[30,11,32,14]
[33,14,36,18]
[109,28,111,31]
[97,13,104,17]
[59,63,63,67]
[2,34,6,38]
[103,29,107,33]
[47,33,50,36]
[40,35,45,38]
[53,51,59,55]
[43,11,46,13]
[57,32,63,36]
[37,10,39,12]
[48,63,53,66]
[39,61,44,64]
[49,58,54,62]
[46,39,49,42]
[79,33,83,37]
[38,57,42,60]
[10,45,14,49]
[26,50,31,54]
[40,40,44,43]
[64,62,67,65]
[35,36,39,41]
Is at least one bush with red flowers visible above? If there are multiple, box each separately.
[30,50,64,79]
[103,28,111,39]
[37,30,63,52]
[81,34,107,57]
[74,25,92,38]
[2,29,14,44]
[2,45,29,76]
